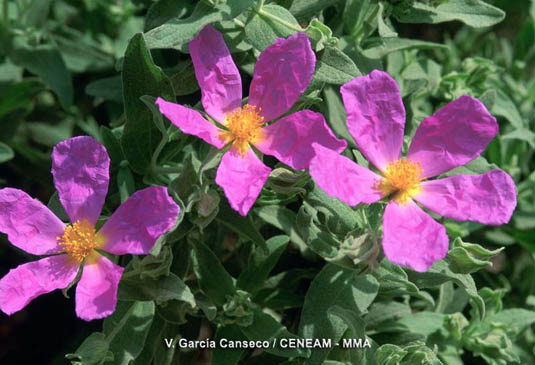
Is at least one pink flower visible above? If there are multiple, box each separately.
[0,136,179,320]
[309,70,517,272]
[155,25,346,216]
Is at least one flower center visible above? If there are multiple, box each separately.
[220,104,264,155]
[57,219,103,262]
[379,158,424,204]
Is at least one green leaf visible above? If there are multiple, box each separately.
[322,85,356,149]
[216,200,267,252]
[169,60,200,96]
[295,205,339,260]
[118,273,195,307]
[191,239,236,305]
[47,191,69,222]
[305,184,360,234]
[144,0,194,32]
[327,305,374,363]
[0,61,22,83]
[364,301,412,327]
[11,45,73,108]
[132,245,174,279]
[362,38,448,59]
[463,321,518,365]
[117,165,136,203]
[408,260,485,319]
[374,342,443,365]
[342,0,380,40]
[0,79,41,121]
[378,312,446,338]
[212,325,248,365]
[220,290,256,327]
[169,157,199,212]
[492,89,524,128]
[100,126,125,167]
[237,235,290,293]
[255,205,308,252]
[393,0,505,28]
[372,260,435,306]
[145,1,255,50]
[0,142,14,163]
[103,301,155,365]
[315,45,361,84]
[487,309,535,337]
[299,263,379,364]
[444,155,497,176]
[21,0,52,28]
[377,2,398,38]
[445,237,504,274]
[305,18,337,51]
[145,2,220,50]
[121,33,174,174]
[85,76,123,103]
[65,332,111,365]
[240,308,311,358]
[134,316,167,365]
[25,119,73,147]
[289,0,341,20]
[501,128,535,149]
[245,4,301,51]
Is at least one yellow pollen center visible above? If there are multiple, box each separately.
[219,104,264,155]
[57,219,103,262]
[379,158,424,204]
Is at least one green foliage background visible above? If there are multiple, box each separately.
[0,0,534,364]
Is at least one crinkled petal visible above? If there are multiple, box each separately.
[407,95,498,178]
[248,33,315,122]
[215,148,271,216]
[309,144,384,206]
[189,25,242,123]
[255,110,347,170]
[0,255,79,315]
[414,170,516,225]
[341,70,406,171]
[155,97,226,149]
[99,186,180,255]
[0,188,65,255]
[75,254,124,321]
[52,136,110,226]
[383,200,449,272]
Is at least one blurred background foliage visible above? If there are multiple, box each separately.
[0,0,534,364]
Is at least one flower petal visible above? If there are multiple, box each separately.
[255,110,347,170]
[75,254,124,321]
[99,186,180,255]
[383,200,449,272]
[0,188,65,255]
[407,95,498,178]
[0,255,79,315]
[341,70,406,171]
[248,32,315,122]
[189,25,242,123]
[215,148,271,216]
[414,170,516,225]
[51,136,110,225]
[309,144,384,206]
[155,97,226,149]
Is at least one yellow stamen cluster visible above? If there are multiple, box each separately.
[379,158,424,204]
[220,105,264,155]
[57,219,103,262]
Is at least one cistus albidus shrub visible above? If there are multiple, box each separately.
[0,1,534,364]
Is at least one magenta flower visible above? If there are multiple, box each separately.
[155,25,346,216]
[309,70,517,272]
[0,136,179,320]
